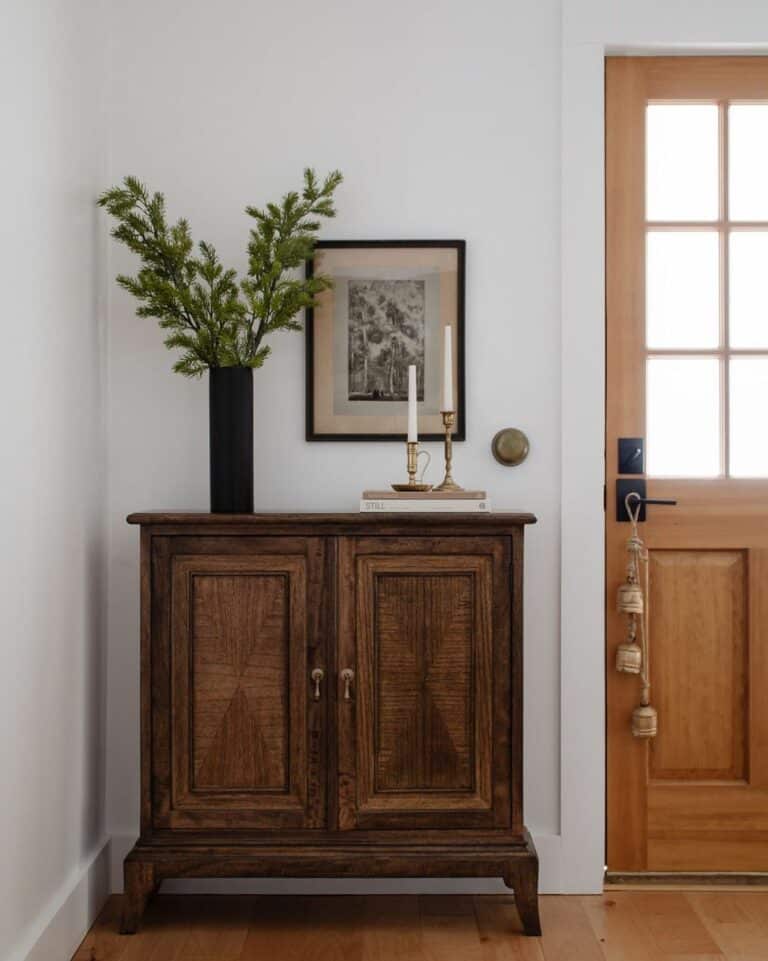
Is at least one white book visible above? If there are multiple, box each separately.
[360,498,491,513]
[362,489,487,500]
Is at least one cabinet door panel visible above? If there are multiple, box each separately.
[186,569,292,794]
[152,537,327,830]
[338,537,512,830]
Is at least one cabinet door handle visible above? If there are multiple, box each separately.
[341,668,355,701]
[311,668,325,701]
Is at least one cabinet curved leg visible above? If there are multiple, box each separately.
[121,860,157,934]
[504,859,541,937]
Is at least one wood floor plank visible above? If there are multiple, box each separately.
[419,894,477,916]
[473,895,546,960]
[71,896,128,961]
[75,895,203,961]
[535,897,604,961]
[174,895,252,960]
[688,892,768,961]
[734,893,768,937]
[122,895,221,961]
[301,895,366,961]
[419,908,485,961]
[239,895,312,961]
[71,892,768,961]
[361,895,422,961]
[418,893,490,961]
[625,891,724,959]
[582,893,664,961]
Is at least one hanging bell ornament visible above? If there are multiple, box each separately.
[631,703,658,738]
[617,581,644,614]
[616,639,642,674]
[616,618,642,673]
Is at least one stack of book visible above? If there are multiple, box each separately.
[360,490,490,513]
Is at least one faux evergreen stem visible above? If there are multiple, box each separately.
[97,168,343,377]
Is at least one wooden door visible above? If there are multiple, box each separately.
[337,535,515,831]
[606,57,768,872]
[151,536,329,831]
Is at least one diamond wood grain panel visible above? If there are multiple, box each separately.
[375,573,473,792]
[338,541,509,832]
[162,545,324,831]
[191,574,289,790]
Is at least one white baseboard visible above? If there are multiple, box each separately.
[110,831,563,896]
[10,838,111,961]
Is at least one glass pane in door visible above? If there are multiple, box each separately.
[729,231,768,348]
[646,105,719,221]
[730,357,768,477]
[646,356,721,477]
[646,231,720,348]
[729,104,768,221]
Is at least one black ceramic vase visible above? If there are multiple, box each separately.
[208,366,254,513]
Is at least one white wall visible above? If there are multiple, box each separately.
[0,1,109,958]
[105,0,564,888]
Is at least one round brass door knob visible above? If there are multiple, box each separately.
[491,428,530,467]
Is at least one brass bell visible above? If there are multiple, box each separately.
[631,703,658,738]
[617,582,644,614]
[616,640,642,674]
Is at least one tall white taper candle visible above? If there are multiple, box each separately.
[442,325,454,412]
[407,364,418,442]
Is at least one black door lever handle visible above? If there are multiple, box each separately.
[627,494,677,507]
[617,481,677,521]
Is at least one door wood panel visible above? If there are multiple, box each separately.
[151,537,328,830]
[337,536,512,831]
[606,56,768,872]
[648,550,747,781]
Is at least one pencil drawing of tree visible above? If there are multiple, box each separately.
[347,279,425,401]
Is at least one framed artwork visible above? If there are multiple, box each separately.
[305,240,465,441]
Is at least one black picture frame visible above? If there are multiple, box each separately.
[305,240,466,442]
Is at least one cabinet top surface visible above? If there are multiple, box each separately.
[127,510,537,528]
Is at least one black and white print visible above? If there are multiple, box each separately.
[347,279,425,401]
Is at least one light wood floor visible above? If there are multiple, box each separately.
[73,891,768,960]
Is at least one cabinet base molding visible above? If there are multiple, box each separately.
[121,830,541,936]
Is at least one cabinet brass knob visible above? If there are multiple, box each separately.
[341,668,354,701]
[311,668,325,701]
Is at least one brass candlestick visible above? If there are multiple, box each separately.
[391,441,432,492]
[434,410,464,492]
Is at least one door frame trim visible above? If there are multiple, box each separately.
[561,17,768,891]
[559,38,606,895]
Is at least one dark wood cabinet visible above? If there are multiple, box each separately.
[123,513,540,936]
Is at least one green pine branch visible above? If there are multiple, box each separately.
[242,168,343,360]
[97,168,342,377]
